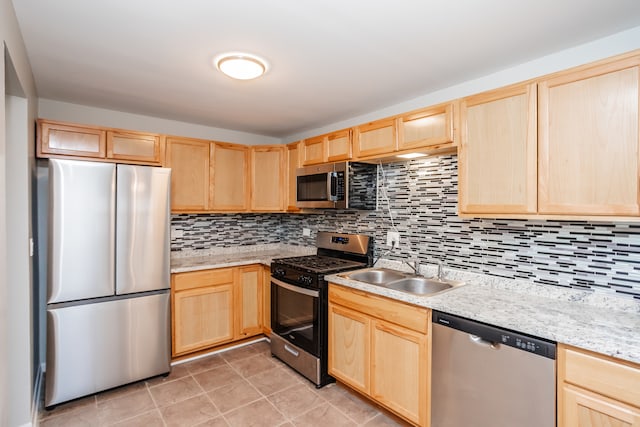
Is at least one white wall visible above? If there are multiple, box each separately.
[38,98,282,145]
[2,0,39,425]
[284,25,640,142]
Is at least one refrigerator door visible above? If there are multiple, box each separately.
[48,159,116,304]
[45,292,170,407]
[116,164,171,295]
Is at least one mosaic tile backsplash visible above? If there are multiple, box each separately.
[172,155,640,299]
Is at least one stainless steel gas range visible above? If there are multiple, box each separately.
[270,232,373,387]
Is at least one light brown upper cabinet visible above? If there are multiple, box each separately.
[459,83,538,214]
[250,145,285,211]
[38,119,164,165]
[286,141,302,211]
[211,142,249,211]
[106,130,163,165]
[538,57,640,216]
[353,118,397,158]
[38,119,106,159]
[301,135,327,165]
[165,136,212,212]
[398,103,454,151]
[327,129,352,162]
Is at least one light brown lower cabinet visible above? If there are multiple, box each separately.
[328,284,430,427]
[172,265,264,357]
[558,344,640,427]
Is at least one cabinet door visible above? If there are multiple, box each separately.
[327,129,352,162]
[211,143,249,211]
[235,266,263,338]
[286,141,302,211]
[459,83,537,214]
[38,120,106,158]
[371,319,429,426]
[173,284,234,355]
[539,58,640,215]
[262,266,271,335]
[328,303,370,394]
[302,135,327,165]
[562,384,640,427]
[106,131,162,164]
[251,146,285,211]
[354,118,397,158]
[165,137,211,212]
[398,103,454,150]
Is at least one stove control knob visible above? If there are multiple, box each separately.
[273,268,286,278]
[298,275,313,286]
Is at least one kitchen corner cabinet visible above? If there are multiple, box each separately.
[211,142,249,211]
[558,344,640,427]
[165,136,212,212]
[250,145,285,211]
[538,57,640,216]
[353,118,397,158]
[328,284,430,427]
[286,141,302,211]
[172,265,264,357]
[458,83,537,214]
[398,103,454,151]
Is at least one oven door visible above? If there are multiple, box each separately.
[271,277,319,357]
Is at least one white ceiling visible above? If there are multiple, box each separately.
[11,1,640,139]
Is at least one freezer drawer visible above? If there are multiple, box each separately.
[45,292,170,407]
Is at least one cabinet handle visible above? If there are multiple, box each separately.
[284,344,299,357]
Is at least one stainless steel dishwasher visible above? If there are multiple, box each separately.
[431,311,556,427]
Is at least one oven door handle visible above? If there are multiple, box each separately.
[271,277,320,298]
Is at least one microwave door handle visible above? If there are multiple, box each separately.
[328,172,338,201]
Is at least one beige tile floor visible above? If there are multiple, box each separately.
[38,340,409,426]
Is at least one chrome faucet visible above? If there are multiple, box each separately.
[405,259,421,275]
[436,262,445,280]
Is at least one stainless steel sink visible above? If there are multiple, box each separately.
[384,277,452,295]
[341,267,464,296]
[346,268,406,284]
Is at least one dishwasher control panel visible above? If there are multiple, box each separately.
[433,311,556,359]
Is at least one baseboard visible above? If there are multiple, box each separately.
[31,363,45,426]
[171,336,268,366]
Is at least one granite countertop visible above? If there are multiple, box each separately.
[172,247,640,365]
[171,244,314,273]
[326,260,640,366]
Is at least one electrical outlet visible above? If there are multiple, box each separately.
[386,231,400,248]
[303,228,311,237]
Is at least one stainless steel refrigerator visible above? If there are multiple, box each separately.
[45,159,171,407]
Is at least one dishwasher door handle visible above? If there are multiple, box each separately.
[469,334,500,350]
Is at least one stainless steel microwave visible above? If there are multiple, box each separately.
[296,161,377,209]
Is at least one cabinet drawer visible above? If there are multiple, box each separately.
[328,284,428,334]
[173,268,234,291]
[561,345,640,407]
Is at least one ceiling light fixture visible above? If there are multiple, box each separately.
[214,53,268,80]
